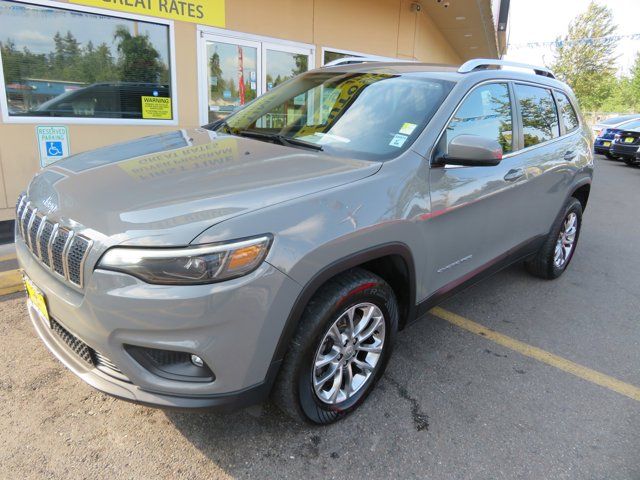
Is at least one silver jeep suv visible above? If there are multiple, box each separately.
[16,59,593,424]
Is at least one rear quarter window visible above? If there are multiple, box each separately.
[555,91,579,133]
[514,84,560,148]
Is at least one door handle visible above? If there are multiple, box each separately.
[504,168,525,182]
[564,151,577,161]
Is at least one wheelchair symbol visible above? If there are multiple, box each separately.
[45,141,63,157]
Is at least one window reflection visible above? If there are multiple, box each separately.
[515,84,560,147]
[207,42,257,122]
[0,0,172,120]
[446,83,513,153]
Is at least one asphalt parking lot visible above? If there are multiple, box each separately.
[0,155,638,479]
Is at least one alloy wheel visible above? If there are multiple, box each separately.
[312,302,386,405]
[554,211,578,268]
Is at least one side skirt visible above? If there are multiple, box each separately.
[413,235,545,322]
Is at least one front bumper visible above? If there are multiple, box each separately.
[17,237,301,410]
[610,142,639,159]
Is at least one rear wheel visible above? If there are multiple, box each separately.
[272,268,398,424]
[525,197,582,279]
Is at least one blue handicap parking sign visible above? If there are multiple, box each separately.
[46,141,63,157]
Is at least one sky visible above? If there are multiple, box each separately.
[503,0,639,75]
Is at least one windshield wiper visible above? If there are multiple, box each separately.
[203,119,233,133]
[237,130,323,151]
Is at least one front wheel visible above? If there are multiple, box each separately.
[272,268,398,424]
[525,197,582,279]
[604,152,618,160]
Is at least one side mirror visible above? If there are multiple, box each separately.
[440,134,503,167]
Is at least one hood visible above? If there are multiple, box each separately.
[26,128,381,246]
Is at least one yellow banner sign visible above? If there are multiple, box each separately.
[70,0,225,27]
[141,96,172,119]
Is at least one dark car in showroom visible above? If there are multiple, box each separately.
[610,127,640,165]
[13,82,170,119]
[594,119,640,159]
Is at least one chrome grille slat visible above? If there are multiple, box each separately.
[20,202,31,240]
[39,221,54,267]
[61,230,75,281]
[16,195,92,288]
[34,215,47,260]
[51,227,70,277]
[25,208,38,249]
[29,213,42,253]
[67,236,91,286]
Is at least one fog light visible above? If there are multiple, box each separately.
[125,345,215,382]
[191,354,204,367]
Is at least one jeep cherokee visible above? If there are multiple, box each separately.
[16,59,593,424]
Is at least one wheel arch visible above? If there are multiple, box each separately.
[269,243,417,370]
[571,182,591,211]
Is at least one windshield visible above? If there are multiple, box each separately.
[212,71,454,160]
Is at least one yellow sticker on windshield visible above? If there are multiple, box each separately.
[399,122,417,135]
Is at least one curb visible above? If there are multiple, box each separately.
[0,269,23,296]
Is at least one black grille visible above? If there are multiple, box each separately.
[29,214,42,250]
[67,236,90,285]
[39,222,54,267]
[50,317,94,367]
[16,194,92,288]
[51,228,70,276]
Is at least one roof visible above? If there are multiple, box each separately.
[319,58,566,89]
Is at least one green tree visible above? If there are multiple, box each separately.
[550,1,618,111]
[209,51,226,101]
[114,25,164,83]
[629,52,640,102]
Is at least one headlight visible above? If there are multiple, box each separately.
[97,235,271,285]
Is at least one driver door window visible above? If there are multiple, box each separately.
[445,83,514,155]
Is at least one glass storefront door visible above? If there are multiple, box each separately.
[200,32,313,124]
[204,36,259,123]
[261,43,312,128]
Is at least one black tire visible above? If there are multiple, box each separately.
[624,158,638,166]
[272,268,398,424]
[604,152,618,160]
[525,197,582,280]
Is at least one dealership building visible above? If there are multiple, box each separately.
[0,0,508,222]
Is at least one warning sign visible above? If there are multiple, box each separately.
[141,96,172,119]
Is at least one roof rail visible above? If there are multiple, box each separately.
[324,56,388,66]
[458,58,556,79]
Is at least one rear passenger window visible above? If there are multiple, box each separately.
[446,83,513,154]
[515,84,560,147]
[555,91,579,132]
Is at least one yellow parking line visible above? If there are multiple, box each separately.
[430,306,640,403]
[0,253,17,263]
[0,269,23,296]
